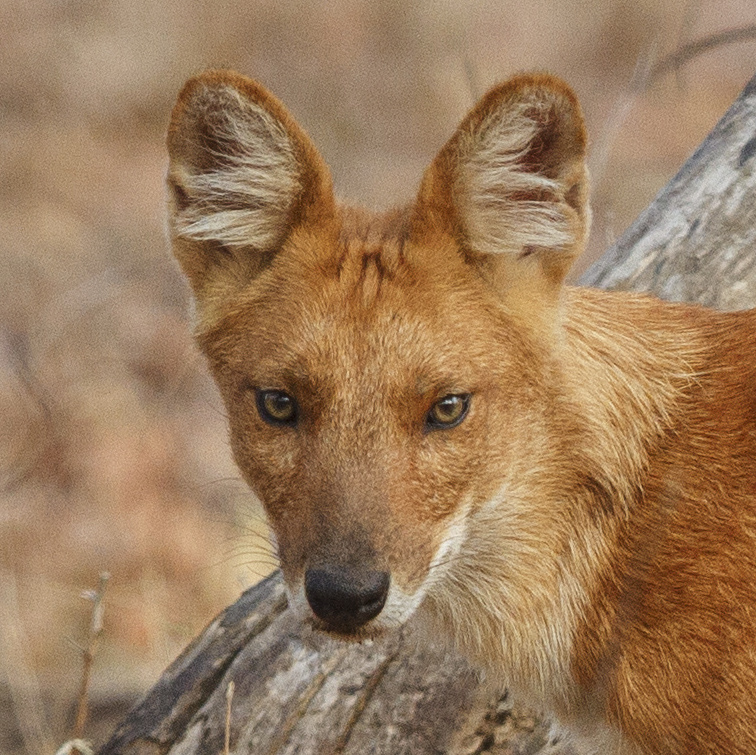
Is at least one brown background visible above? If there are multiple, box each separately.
[1,1,755,751]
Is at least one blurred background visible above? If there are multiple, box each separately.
[1,0,754,751]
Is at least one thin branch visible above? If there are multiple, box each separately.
[71,572,110,743]
[648,24,756,85]
[589,23,756,193]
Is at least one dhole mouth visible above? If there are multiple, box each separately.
[308,617,391,643]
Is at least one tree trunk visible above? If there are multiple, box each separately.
[99,71,756,755]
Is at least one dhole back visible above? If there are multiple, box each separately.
[166,70,756,754]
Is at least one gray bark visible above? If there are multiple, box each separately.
[99,71,756,755]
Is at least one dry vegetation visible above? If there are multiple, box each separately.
[1,0,754,751]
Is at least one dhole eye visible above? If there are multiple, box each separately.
[256,389,298,426]
[425,394,470,431]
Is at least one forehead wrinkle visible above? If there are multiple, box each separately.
[224,252,503,397]
[231,205,506,396]
[335,206,410,307]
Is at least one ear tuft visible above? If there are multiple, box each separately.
[416,74,589,277]
[169,84,299,251]
[167,70,333,294]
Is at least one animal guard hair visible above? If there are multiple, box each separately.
[167,69,756,755]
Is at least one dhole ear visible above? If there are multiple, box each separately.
[413,74,589,320]
[167,70,334,300]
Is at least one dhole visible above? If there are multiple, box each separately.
[167,70,756,754]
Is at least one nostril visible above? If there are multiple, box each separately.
[305,567,390,629]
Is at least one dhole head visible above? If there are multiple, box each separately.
[167,70,589,639]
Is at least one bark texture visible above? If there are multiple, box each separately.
[100,71,756,755]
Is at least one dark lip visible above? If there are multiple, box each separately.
[308,616,388,642]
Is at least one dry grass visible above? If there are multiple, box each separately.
[1,0,754,751]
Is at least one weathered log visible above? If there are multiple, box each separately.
[99,72,756,755]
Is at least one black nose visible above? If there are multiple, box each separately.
[304,567,390,631]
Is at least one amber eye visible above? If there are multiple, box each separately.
[425,394,470,431]
[256,389,298,426]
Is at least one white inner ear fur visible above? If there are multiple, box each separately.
[456,101,574,256]
[172,86,300,252]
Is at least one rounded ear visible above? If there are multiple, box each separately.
[412,74,589,317]
[167,70,334,299]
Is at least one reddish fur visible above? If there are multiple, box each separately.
[167,70,756,754]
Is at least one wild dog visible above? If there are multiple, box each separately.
[166,70,756,754]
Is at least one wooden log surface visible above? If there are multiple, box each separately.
[99,72,756,755]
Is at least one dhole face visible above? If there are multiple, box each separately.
[200,219,552,636]
[167,68,591,643]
